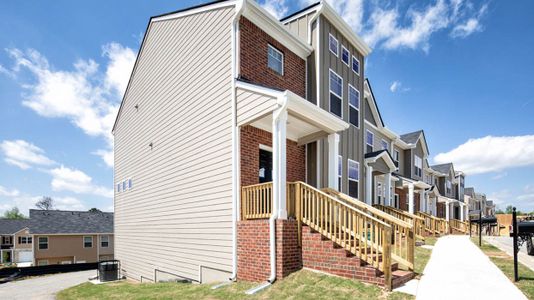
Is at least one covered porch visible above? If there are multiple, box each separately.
[394,176,431,214]
[363,150,397,207]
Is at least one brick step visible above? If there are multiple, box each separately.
[391,270,416,289]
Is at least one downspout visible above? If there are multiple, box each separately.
[230,0,245,282]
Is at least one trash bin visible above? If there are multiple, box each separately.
[98,260,119,282]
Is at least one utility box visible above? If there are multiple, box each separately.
[98,260,120,282]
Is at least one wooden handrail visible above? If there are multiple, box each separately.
[322,188,414,271]
[450,219,469,234]
[241,182,273,220]
[374,204,425,241]
[416,211,449,235]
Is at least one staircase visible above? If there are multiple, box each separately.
[449,219,469,234]
[374,204,426,240]
[241,181,416,290]
[415,211,449,236]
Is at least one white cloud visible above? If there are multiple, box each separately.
[434,135,534,175]
[54,196,86,211]
[50,165,113,198]
[491,172,507,180]
[93,149,114,168]
[0,140,55,169]
[260,0,290,19]
[389,80,410,93]
[450,3,487,38]
[0,185,20,197]
[3,43,135,167]
[0,192,86,216]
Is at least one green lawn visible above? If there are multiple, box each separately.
[414,237,437,276]
[471,237,534,299]
[57,270,413,300]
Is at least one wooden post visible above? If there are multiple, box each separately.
[383,226,393,291]
[296,183,302,246]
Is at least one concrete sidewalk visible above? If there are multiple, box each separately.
[417,235,526,300]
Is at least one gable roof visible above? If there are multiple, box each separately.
[364,79,385,127]
[399,130,430,156]
[431,163,454,176]
[0,219,30,235]
[28,210,113,234]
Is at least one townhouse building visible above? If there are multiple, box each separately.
[0,210,113,266]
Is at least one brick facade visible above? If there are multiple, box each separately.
[396,188,421,212]
[240,125,305,187]
[237,219,301,281]
[239,17,306,98]
[437,202,446,218]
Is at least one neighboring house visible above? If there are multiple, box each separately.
[393,130,431,214]
[429,163,467,221]
[0,219,32,265]
[0,210,113,266]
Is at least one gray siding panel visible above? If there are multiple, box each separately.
[114,7,235,283]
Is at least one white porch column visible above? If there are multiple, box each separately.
[385,173,392,206]
[445,201,450,221]
[366,165,373,205]
[408,183,414,214]
[273,110,288,220]
[327,133,340,190]
[460,204,465,221]
[419,190,426,213]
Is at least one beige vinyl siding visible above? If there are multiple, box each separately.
[114,6,235,283]
[236,88,276,126]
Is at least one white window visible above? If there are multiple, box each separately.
[414,155,422,177]
[338,155,342,191]
[348,85,360,127]
[84,236,93,248]
[267,44,284,75]
[446,180,452,194]
[100,235,109,248]
[38,237,48,250]
[381,139,388,150]
[329,34,338,56]
[393,149,400,163]
[352,55,360,75]
[377,182,383,205]
[128,179,132,189]
[348,159,359,198]
[366,130,374,153]
[394,194,400,208]
[341,46,350,66]
[18,236,31,244]
[329,70,343,118]
[122,181,126,191]
[117,183,121,193]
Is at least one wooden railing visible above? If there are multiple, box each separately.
[241,182,273,220]
[449,219,469,234]
[416,212,449,235]
[322,189,414,271]
[298,182,392,290]
[374,204,425,241]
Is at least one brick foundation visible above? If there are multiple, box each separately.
[240,125,305,187]
[237,219,301,282]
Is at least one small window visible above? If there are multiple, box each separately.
[348,85,360,127]
[338,155,342,191]
[100,235,109,248]
[329,34,338,56]
[393,149,400,163]
[267,44,284,75]
[394,194,400,208]
[352,55,360,75]
[84,236,93,248]
[341,46,350,65]
[117,183,121,193]
[366,130,374,153]
[38,237,48,250]
[122,181,126,191]
[377,182,383,205]
[28,237,32,244]
[414,155,423,177]
[128,179,132,189]
[329,70,343,118]
[348,159,359,198]
[381,139,388,150]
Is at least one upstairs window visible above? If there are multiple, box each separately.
[377,182,383,205]
[101,235,109,248]
[117,183,121,193]
[352,55,360,75]
[329,34,338,56]
[393,149,400,164]
[381,139,388,150]
[84,236,93,248]
[267,44,284,75]
[414,155,422,177]
[446,180,452,195]
[348,159,359,198]
[329,70,343,117]
[128,179,132,189]
[38,237,48,250]
[342,46,350,66]
[338,155,342,191]
[366,130,374,153]
[122,181,126,191]
[348,85,360,127]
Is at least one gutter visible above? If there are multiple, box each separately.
[230,0,246,282]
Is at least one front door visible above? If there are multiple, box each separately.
[259,149,273,183]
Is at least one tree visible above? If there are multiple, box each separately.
[35,196,54,210]
[3,207,26,219]
[505,205,514,214]
[495,209,505,214]
[88,208,102,213]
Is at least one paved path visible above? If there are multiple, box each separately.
[0,270,95,300]
[417,235,526,300]
[484,236,534,272]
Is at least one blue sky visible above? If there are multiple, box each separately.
[0,0,533,215]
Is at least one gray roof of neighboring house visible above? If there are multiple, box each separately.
[399,130,423,144]
[0,219,30,235]
[430,163,453,175]
[28,210,113,234]
[465,187,475,196]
